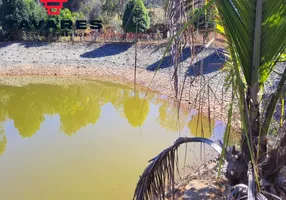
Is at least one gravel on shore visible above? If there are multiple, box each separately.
[0,42,284,128]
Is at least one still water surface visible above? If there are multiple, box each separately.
[0,78,226,200]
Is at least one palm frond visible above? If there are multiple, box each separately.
[215,0,286,85]
[218,76,234,177]
[133,137,222,200]
[215,0,286,188]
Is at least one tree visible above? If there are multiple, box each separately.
[78,0,103,21]
[122,0,150,33]
[215,0,286,188]
[66,0,85,12]
[102,0,120,18]
[24,0,47,21]
[43,8,84,41]
[0,0,47,41]
[66,0,127,21]
[0,0,29,40]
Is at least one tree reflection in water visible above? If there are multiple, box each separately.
[188,112,215,138]
[0,79,219,155]
[0,81,152,137]
[157,101,189,132]
[123,91,150,127]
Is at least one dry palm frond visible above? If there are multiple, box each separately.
[260,120,286,182]
[226,183,282,200]
[168,0,189,99]
[133,137,222,200]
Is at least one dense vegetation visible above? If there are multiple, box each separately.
[0,0,84,41]
[122,0,150,33]
[0,0,168,41]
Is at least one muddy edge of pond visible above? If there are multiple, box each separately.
[0,42,242,130]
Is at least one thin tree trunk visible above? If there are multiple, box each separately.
[250,0,263,138]
[242,0,263,165]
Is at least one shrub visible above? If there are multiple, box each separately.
[0,0,47,41]
[122,0,150,33]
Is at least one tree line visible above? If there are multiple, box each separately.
[0,0,164,41]
[0,0,213,42]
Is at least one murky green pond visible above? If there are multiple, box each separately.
[0,78,226,200]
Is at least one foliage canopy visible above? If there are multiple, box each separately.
[122,0,150,33]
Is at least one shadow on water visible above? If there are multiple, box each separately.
[146,45,204,71]
[80,43,133,58]
[186,49,227,76]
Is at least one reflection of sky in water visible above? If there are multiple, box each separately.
[0,79,227,200]
[211,121,226,142]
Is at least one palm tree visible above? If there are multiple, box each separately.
[133,0,286,199]
[215,0,286,188]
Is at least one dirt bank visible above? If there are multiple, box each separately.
[0,42,237,125]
